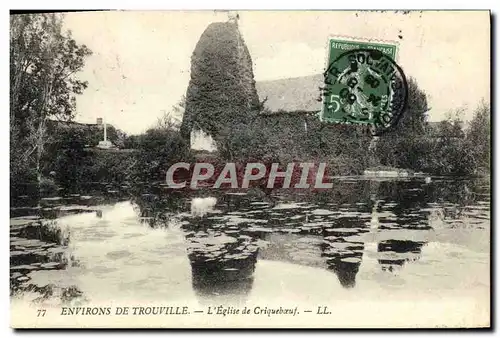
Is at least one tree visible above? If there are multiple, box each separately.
[465,101,490,174]
[10,13,92,185]
[374,77,430,170]
[157,96,185,131]
[134,128,189,181]
[423,116,473,175]
[51,127,89,189]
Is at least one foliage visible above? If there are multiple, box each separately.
[373,83,489,176]
[133,127,191,181]
[10,13,92,185]
[10,16,490,189]
[465,101,490,174]
[45,120,127,148]
[123,135,141,149]
[373,77,430,170]
[41,126,136,189]
[81,151,137,185]
[49,127,89,189]
[181,22,260,145]
[214,72,489,177]
[157,96,184,131]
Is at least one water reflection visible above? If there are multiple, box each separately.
[184,196,261,304]
[10,178,490,306]
[374,181,430,273]
[377,240,425,272]
[322,214,370,288]
[10,190,130,301]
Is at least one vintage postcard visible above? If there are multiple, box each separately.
[9,10,491,328]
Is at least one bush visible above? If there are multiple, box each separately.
[134,128,191,181]
[465,101,490,175]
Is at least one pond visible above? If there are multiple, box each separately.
[10,177,490,327]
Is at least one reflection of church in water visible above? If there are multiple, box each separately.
[134,181,432,304]
[178,192,430,305]
[183,193,264,305]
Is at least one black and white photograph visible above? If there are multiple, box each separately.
[9,10,491,328]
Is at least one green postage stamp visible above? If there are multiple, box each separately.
[320,37,407,132]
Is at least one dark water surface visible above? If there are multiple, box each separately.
[10,177,490,319]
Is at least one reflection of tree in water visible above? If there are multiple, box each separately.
[27,284,86,305]
[289,180,372,207]
[369,179,484,273]
[375,178,490,273]
[130,189,191,228]
[377,240,425,272]
[377,180,431,229]
[126,178,490,295]
[10,190,131,303]
[268,184,373,289]
[378,179,483,223]
[377,179,480,272]
[321,208,371,288]
[10,218,84,302]
[375,180,429,272]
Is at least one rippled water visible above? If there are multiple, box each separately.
[10,177,490,325]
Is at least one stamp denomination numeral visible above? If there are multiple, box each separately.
[328,95,340,112]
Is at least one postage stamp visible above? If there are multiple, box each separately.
[320,37,408,134]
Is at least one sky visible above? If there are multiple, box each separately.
[63,10,490,135]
